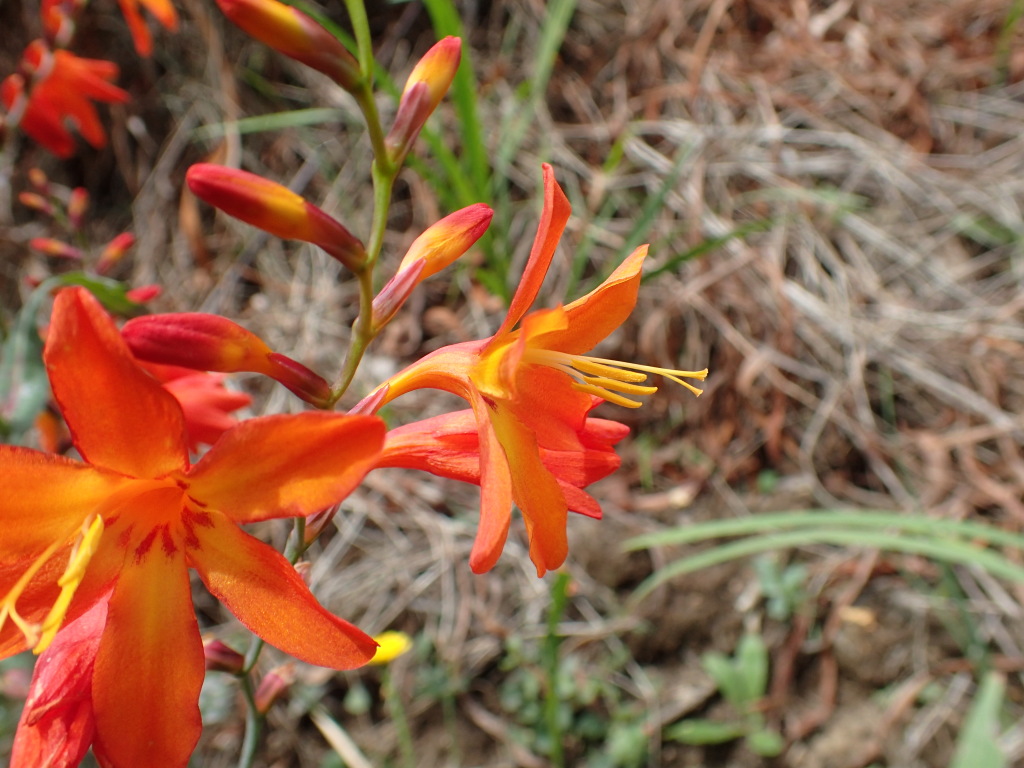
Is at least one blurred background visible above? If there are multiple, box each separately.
[3,1,1024,766]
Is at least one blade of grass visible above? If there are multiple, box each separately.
[629,528,1024,601]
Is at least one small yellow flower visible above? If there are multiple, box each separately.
[369,631,413,665]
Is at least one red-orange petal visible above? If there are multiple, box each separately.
[186,411,384,523]
[495,163,571,337]
[0,447,130,561]
[45,288,188,478]
[91,543,202,768]
[188,511,377,669]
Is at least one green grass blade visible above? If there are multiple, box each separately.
[951,672,1007,768]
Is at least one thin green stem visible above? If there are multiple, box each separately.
[329,161,396,402]
[342,0,373,78]
[542,572,571,768]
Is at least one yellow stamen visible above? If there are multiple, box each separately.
[35,514,105,653]
[0,537,66,648]
[526,349,708,404]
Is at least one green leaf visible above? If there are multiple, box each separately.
[951,672,1007,768]
[735,633,769,703]
[747,728,785,757]
[665,718,747,745]
[702,652,745,706]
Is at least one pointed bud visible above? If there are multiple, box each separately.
[304,505,338,546]
[372,203,491,328]
[203,638,245,674]
[29,237,83,260]
[122,313,332,407]
[28,167,48,191]
[186,164,366,270]
[95,231,135,274]
[254,663,295,714]
[214,0,360,90]
[18,191,54,216]
[385,37,461,164]
[67,187,89,229]
[125,284,162,304]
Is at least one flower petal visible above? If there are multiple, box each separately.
[91,542,202,768]
[467,391,513,574]
[490,404,568,577]
[535,245,647,355]
[186,411,384,523]
[0,447,129,562]
[495,163,571,336]
[45,288,188,478]
[189,511,376,669]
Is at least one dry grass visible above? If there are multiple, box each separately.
[4,0,1024,766]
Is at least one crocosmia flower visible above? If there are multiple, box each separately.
[0,288,383,767]
[362,164,707,576]
[1,41,129,158]
[116,0,179,57]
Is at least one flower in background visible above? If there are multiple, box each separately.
[1,288,383,767]
[138,362,252,452]
[368,631,412,665]
[1,41,129,158]
[362,164,707,576]
[115,0,179,57]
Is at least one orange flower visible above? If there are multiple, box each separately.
[379,405,629,522]
[363,164,707,576]
[116,0,179,57]
[1,288,383,767]
[1,41,129,158]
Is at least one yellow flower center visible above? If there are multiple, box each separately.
[526,350,708,408]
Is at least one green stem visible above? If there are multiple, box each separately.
[342,0,373,78]
[542,572,571,768]
[329,159,396,403]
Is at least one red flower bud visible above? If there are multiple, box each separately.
[122,313,332,407]
[186,164,366,270]
[254,663,295,714]
[214,0,360,90]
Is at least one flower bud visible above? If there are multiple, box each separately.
[67,186,89,229]
[254,663,295,714]
[385,37,461,164]
[372,203,491,328]
[122,313,332,407]
[29,237,83,260]
[125,284,162,304]
[304,505,338,546]
[214,0,359,90]
[18,191,53,216]
[186,164,366,270]
[203,638,245,674]
[96,231,135,274]
[28,167,48,191]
